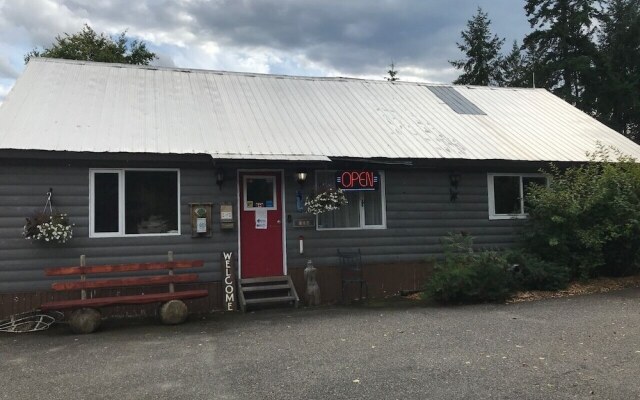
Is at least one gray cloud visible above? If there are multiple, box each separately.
[187,1,459,68]
[0,82,12,104]
[0,58,19,79]
[1,0,531,83]
[171,1,528,80]
[152,51,177,68]
[0,0,88,46]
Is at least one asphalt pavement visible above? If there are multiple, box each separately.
[2,289,640,400]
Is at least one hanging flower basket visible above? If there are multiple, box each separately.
[23,189,74,244]
[305,188,348,215]
[23,211,74,244]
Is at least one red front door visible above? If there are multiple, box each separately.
[239,172,284,278]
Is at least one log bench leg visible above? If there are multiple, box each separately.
[69,308,102,334]
[159,300,188,325]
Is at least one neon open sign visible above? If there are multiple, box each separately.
[335,170,380,191]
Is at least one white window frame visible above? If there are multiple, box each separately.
[242,175,278,211]
[89,168,181,238]
[487,173,547,220]
[315,170,387,231]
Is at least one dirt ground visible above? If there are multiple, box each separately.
[399,274,640,305]
[508,275,640,303]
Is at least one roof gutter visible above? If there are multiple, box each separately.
[329,157,413,166]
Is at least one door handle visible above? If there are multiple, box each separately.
[277,220,281,224]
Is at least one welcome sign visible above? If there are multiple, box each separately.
[222,252,237,311]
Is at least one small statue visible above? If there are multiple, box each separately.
[304,260,321,306]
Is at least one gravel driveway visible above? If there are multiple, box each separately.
[2,289,640,400]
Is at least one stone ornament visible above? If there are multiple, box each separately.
[304,260,321,306]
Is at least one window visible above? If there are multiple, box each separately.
[243,176,276,210]
[90,169,180,237]
[316,171,386,230]
[488,173,547,220]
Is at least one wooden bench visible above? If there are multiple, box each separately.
[40,252,208,333]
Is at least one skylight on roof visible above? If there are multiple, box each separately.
[427,86,486,115]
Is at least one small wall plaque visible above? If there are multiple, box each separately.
[196,218,207,233]
[220,203,234,230]
[293,216,316,228]
[190,203,213,237]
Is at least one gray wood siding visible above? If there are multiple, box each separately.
[1,160,529,293]
[0,164,238,292]
[284,169,523,269]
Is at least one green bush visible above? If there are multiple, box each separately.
[505,251,570,291]
[423,234,515,304]
[525,145,640,278]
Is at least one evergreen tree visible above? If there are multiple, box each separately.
[521,40,547,89]
[501,41,529,87]
[386,62,399,82]
[25,24,156,65]
[594,0,640,140]
[522,0,598,109]
[450,7,505,86]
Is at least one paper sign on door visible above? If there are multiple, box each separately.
[255,209,268,229]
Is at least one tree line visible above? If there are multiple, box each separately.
[449,0,640,142]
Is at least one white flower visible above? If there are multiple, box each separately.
[23,212,73,243]
[305,188,348,215]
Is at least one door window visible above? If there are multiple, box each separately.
[244,176,277,210]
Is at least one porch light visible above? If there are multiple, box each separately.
[296,171,308,186]
[216,167,225,190]
[449,173,460,202]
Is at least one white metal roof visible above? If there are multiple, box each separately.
[1,57,639,162]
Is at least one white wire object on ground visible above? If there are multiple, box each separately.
[0,310,63,333]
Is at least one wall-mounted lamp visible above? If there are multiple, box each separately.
[449,173,460,202]
[296,170,308,186]
[216,167,225,190]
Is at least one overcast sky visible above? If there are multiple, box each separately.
[0,0,531,103]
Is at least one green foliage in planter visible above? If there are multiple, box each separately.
[505,251,570,291]
[525,145,640,278]
[423,233,515,304]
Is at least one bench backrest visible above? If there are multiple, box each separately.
[45,260,204,277]
[45,255,204,294]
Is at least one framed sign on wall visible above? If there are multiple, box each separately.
[189,203,213,237]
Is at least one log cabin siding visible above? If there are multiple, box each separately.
[284,169,523,269]
[1,159,528,294]
[0,163,238,292]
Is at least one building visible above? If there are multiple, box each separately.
[1,58,639,316]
